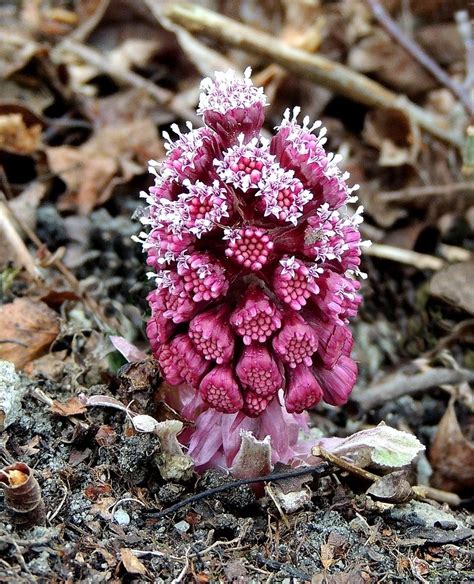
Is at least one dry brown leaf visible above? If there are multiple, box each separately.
[50,397,87,417]
[0,298,60,369]
[430,401,474,493]
[417,24,464,66]
[47,118,162,214]
[363,108,420,167]
[429,262,474,315]
[120,548,147,576]
[348,29,435,96]
[18,435,41,456]
[0,114,42,154]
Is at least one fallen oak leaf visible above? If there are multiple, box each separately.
[50,397,87,417]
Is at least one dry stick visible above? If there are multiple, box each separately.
[144,463,329,520]
[1,196,113,331]
[55,39,201,127]
[68,0,110,42]
[164,3,463,148]
[315,447,462,506]
[364,243,445,271]
[379,181,474,203]
[0,199,43,282]
[365,0,473,116]
[352,367,474,411]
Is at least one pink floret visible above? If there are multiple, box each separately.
[199,365,244,413]
[230,287,282,345]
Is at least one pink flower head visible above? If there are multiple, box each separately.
[198,68,267,143]
[243,391,274,417]
[139,68,365,446]
[159,333,209,386]
[147,273,196,324]
[225,226,273,271]
[273,256,320,311]
[272,312,318,368]
[230,287,282,345]
[311,318,353,369]
[215,135,276,192]
[189,305,235,364]
[236,343,283,397]
[271,108,328,189]
[199,365,243,413]
[256,166,313,225]
[317,271,362,323]
[145,228,193,269]
[180,179,229,238]
[285,365,323,414]
[178,252,229,302]
[161,123,218,183]
[146,312,175,351]
[314,355,358,406]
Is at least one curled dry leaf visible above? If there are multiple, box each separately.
[0,298,60,369]
[363,107,420,167]
[430,401,474,493]
[429,262,474,315]
[0,113,42,155]
[0,104,45,153]
[0,462,45,526]
[366,470,414,503]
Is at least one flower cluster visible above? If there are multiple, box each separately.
[138,68,367,422]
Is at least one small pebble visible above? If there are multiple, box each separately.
[174,520,190,534]
[113,509,131,526]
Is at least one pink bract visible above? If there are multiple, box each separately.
[139,68,367,426]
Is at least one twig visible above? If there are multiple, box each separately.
[1,193,115,332]
[55,39,201,126]
[0,198,43,282]
[412,485,461,507]
[143,463,329,519]
[364,243,445,270]
[68,0,110,42]
[424,319,474,359]
[164,3,464,148]
[265,484,290,528]
[365,0,473,116]
[379,181,474,203]
[352,367,474,411]
[316,448,462,507]
[314,447,380,482]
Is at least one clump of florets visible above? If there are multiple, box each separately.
[137,68,368,417]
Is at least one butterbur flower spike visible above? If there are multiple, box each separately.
[140,68,367,467]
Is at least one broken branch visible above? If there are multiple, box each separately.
[164,3,463,148]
